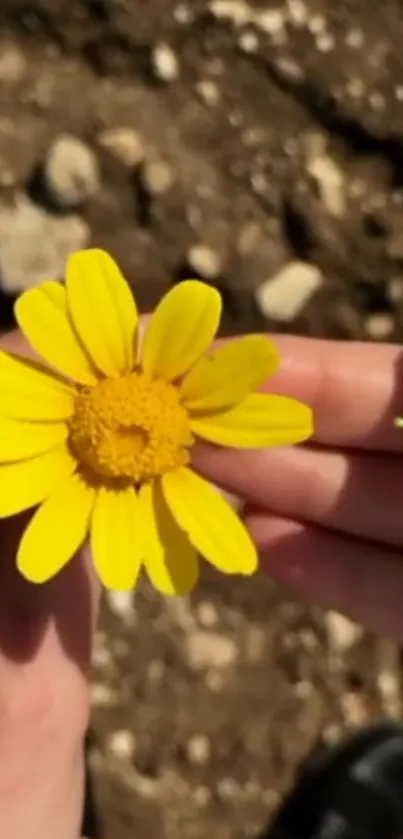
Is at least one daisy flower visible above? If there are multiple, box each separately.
[0,249,312,595]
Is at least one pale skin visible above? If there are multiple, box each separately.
[0,331,402,837]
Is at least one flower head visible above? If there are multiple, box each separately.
[0,249,313,594]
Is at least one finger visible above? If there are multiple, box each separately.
[261,336,403,452]
[246,510,403,641]
[0,520,99,839]
[194,444,403,547]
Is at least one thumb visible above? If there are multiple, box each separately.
[0,331,101,839]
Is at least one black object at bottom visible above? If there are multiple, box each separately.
[263,721,403,839]
[81,721,403,838]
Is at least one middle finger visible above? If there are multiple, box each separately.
[195,445,403,547]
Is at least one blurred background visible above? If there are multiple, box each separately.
[0,1,401,837]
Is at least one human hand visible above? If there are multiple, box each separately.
[195,336,403,641]
[0,330,97,838]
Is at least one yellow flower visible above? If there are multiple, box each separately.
[0,249,312,594]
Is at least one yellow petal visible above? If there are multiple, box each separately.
[191,393,313,448]
[162,467,257,575]
[91,486,142,590]
[139,480,199,595]
[17,472,95,583]
[141,281,222,380]
[0,417,68,462]
[15,280,97,386]
[180,335,279,412]
[0,351,74,421]
[0,444,77,517]
[66,249,138,377]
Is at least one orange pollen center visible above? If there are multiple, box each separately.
[68,371,193,482]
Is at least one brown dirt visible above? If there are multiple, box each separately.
[0,2,402,838]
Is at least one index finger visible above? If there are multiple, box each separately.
[265,335,403,452]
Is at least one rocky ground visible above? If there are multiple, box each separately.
[0,1,402,838]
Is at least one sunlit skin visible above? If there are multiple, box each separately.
[0,332,401,838]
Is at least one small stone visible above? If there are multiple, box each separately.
[273,56,304,84]
[187,244,222,279]
[388,276,403,304]
[97,126,146,167]
[255,261,323,321]
[216,777,240,800]
[299,628,319,651]
[174,2,193,24]
[196,601,219,628]
[151,42,180,82]
[0,43,26,84]
[307,153,345,217]
[92,632,112,668]
[107,729,136,761]
[43,134,100,209]
[341,690,369,726]
[238,30,259,53]
[345,27,364,49]
[323,723,343,745]
[196,79,221,107]
[209,0,250,26]
[185,630,238,670]
[193,785,211,806]
[141,158,175,196]
[294,679,313,700]
[237,222,263,255]
[91,682,116,707]
[255,8,285,36]
[186,735,211,765]
[387,232,403,260]
[316,32,335,52]
[106,590,136,623]
[364,313,394,340]
[308,14,326,35]
[0,194,88,294]
[325,611,363,652]
[286,0,307,26]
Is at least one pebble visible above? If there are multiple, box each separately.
[255,260,323,321]
[43,134,100,209]
[151,42,180,82]
[286,0,307,26]
[216,776,240,800]
[106,590,136,623]
[192,785,211,806]
[238,30,259,54]
[91,682,117,707]
[97,126,146,167]
[255,8,285,37]
[107,729,137,761]
[340,690,369,727]
[0,42,27,84]
[388,276,403,304]
[185,630,238,670]
[186,735,211,765]
[187,243,222,279]
[196,79,221,107]
[196,601,219,629]
[364,313,394,340]
[0,194,88,294]
[173,2,193,24]
[209,0,251,27]
[307,152,345,217]
[325,611,363,653]
[140,158,175,196]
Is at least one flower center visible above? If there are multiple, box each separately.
[69,371,193,483]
